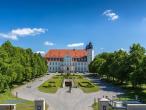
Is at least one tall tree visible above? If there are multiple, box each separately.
[128,43,145,87]
[0,41,48,92]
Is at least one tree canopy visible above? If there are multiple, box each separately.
[0,41,48,92]
[89,43,146,88]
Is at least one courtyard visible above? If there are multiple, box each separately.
[38,74,99,93]
[12,73,124,110]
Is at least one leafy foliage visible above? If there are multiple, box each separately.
[0,41,48,92]
[89,43,146,88]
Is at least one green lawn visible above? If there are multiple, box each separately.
[103,78,146,103]
[118,84,146,103]
[0,90,34,110]
[38,75,63,93]
[70,74,99,93]
[92,101,98,110]
[63,74,99,93]
[75,78,99,93]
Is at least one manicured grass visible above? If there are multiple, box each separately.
[74,78,99,93]
[102,78,146,103]
[118,85,146,103]
[0,90,49,110]
[92,101,98,110]
[61,74,99,93]
[0,90,34,110]
[38,75,63,93]
[17,101,34,110]
[38,74,99,93]
[72,75,99,93]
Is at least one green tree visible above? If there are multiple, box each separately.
[110,50,128,83]
[0,41,48,92]
[128,43,145,87]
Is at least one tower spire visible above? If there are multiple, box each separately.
[86,42,93,50]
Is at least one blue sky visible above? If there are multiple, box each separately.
[0,0,146,55]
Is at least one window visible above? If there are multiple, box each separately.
[81,58,83,61]
[79,58,81,61]
[73,58,76,61]
[78,67,80,71]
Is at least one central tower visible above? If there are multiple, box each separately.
[85,42,94,64]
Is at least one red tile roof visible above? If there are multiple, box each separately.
[45,49,87,58]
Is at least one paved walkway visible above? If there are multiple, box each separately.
[12,74,124,110]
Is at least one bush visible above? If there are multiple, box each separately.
[79,82,94,88]
[43,85,48,88]
[48,81,55,83]
[48,84,56,87]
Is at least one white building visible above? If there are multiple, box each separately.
[45,42,94,73]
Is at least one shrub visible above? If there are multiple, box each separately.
[48,81,55,83]
[48,84,56,87]
[79,82,94,88]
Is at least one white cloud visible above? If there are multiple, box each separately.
[44,41,54,46]
[118,48,125,51]
[103,10,119,21]
[0,28,47,40]
[118,48,129,52]
[0,33,17,40]
[36,51,46,56]
[11,28,46,36]
[67,43,84,48]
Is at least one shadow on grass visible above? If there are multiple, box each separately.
[84,74,124,94]
[85,73,146,103]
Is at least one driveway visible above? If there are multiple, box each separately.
[12,73,124,110]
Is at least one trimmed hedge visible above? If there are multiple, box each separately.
[79,82,94,88]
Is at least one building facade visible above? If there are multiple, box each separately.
[45,42,94,73]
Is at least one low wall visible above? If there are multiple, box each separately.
[0,104,16,110]
[127,104,146,110]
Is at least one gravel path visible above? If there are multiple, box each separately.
[12,73,124,110]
